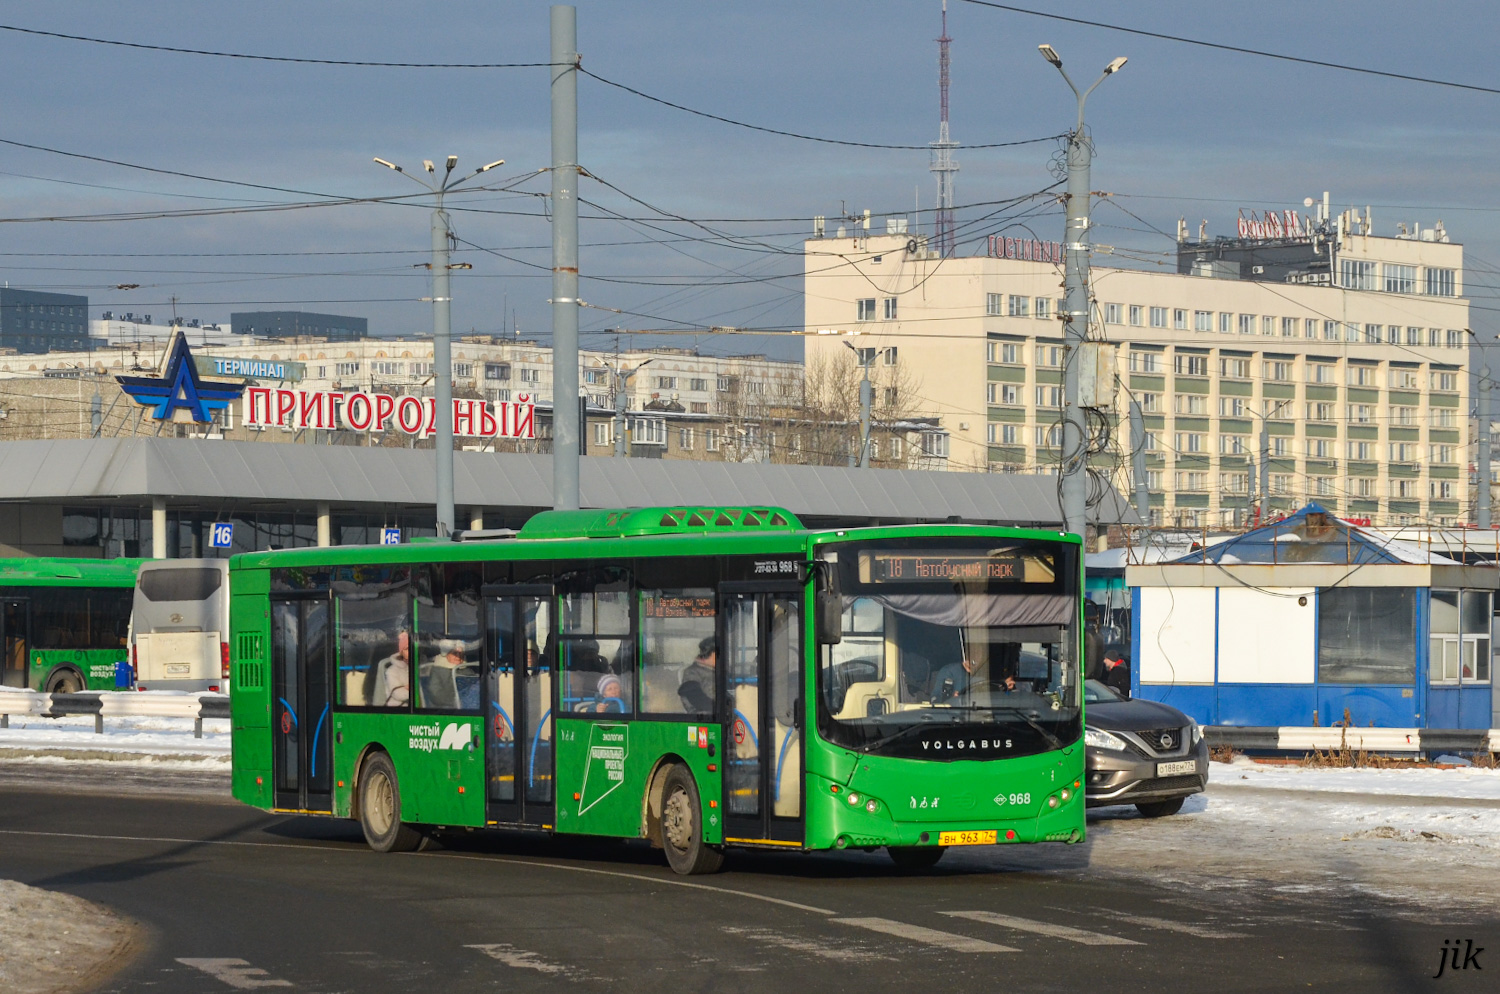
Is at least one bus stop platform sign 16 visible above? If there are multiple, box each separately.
[210,522,234,549]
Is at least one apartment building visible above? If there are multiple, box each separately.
[804,203,1470,527]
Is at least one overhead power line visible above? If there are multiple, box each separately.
[959,1,1500,96]
[0,23,560,68]
[577,68,1064,150]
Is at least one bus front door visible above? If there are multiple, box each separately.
[722,587,804,846]
[484,587,554,828]
[1,600,27,689]
[271,597,333,813]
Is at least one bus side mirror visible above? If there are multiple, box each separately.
[813,560,842,645]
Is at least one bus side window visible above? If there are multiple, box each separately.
[333,566,411,709]
[638,588,716,716]
[556,567,634,714]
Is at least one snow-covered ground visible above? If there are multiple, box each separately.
[0,714,230,767]
[0,879,140,994]
[1079,758,1500,913]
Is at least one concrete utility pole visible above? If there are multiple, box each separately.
[845,342,874,468]
[603,358,652,456]
[551,4,581,510]
[374,153,506,537]
[1258,419,1270,525]
[1479,366,1492,528]
[1129,399,1148,524]
[1038,45,1126,539]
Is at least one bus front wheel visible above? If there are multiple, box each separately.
[358,752,426,853]
[659,765,723,875]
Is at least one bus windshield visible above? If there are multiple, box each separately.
[817,538,1080,759]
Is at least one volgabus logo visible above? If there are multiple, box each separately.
[409,721,472,753]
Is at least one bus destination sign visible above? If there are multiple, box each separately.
[862,552,1026,583]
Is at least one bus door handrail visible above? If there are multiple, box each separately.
[309,703,329,778]
[528,708,552,788]
[774,726,798,801]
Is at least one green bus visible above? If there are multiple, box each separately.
[0,558,145,693]
[228,507,1085,874]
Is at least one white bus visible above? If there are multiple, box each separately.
[130,559,230,693]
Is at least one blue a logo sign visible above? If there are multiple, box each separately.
[210,522,234,549]
[116,333,243,424]
[380,527,401,546]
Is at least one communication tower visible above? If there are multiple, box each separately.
[930,1,960,257]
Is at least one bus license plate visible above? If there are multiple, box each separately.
[1157,760,1197,776]
[166,664,191,675]
[937,830,997,846]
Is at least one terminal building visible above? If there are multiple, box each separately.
[803,196,1472,528]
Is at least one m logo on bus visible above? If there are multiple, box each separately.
[409,721,470,753]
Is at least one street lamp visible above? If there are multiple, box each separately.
[598,357,653,457]
[374,154,504,537]
[844,340,875,469]
[1037,44,1126,539]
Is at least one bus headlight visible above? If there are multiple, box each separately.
[865,799,879,814]
[847,792,861,805]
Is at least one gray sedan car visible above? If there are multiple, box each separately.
[1083,679,1209,816]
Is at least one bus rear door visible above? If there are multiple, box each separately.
[721,586,804,846]
[1,599,27,690]
[271,596,333,813]
[484,586,554,828]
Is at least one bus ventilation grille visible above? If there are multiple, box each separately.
[235,633,266,689]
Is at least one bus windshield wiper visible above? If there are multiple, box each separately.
[993,707,1066,751]
[859,712,962,751]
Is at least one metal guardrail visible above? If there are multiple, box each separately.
[1206,725,1495,755]
[0,691,229,738]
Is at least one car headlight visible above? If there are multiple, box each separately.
[1189,721,1202,746]
[1084,726,1128,751]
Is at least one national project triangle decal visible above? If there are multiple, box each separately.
[578,724,628,815]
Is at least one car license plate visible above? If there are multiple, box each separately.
[937,830,997,846]
[1157,760,1197,776]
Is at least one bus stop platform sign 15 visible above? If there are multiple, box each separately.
[380,528,401,545]
[210,522,234,549]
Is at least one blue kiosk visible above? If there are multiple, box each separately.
[1127,505,1498,730]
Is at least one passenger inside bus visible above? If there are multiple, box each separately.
[678,636,716,713]
[420,638,480,711]
[372,631,410,707]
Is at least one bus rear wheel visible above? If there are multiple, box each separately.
[44,669,83,694]
[659,765,723,875]
[358,752,426,853]
[887,845,946,871]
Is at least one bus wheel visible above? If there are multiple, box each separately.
[44,669,83,694]
[357,752,425,853]
[659,765,723,875]
[887,845,946,871]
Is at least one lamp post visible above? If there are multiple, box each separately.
[374,154,505,537]
[600,357,653,456]
[1037,44,1126,539]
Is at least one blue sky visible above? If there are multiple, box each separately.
[1,1,1497,359]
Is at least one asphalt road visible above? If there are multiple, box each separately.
[0,766,1492,993]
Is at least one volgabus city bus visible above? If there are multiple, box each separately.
[228,507,1085,874]
[0,558,144,692]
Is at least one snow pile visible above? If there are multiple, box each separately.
[0,879,139,994]
[0,713,230,766]
[1212,756,1500,800]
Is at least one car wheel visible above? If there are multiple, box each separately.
[1135,797,1185,818]
[358,752,426,852]
[887,845,946,871]
[659,764,723,875]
